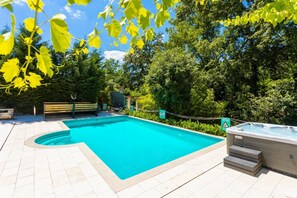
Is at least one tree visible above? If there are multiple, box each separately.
[0,39,105,114]
[102,58,124,92]
[147,48,195,114]
[0,0,296,92]
[122,33,165,92]
[166,0,297,123]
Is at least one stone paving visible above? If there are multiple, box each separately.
[0,115,297,198]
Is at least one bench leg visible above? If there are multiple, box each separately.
[72,104,75,118]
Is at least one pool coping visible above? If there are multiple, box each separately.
[25,116,226,192]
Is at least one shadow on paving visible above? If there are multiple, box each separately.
[0,112,117,124]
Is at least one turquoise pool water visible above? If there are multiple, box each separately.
[36,116,222,179]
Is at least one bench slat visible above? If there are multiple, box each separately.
[44,102,98,118]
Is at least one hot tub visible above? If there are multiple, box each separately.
[227,123,297,177]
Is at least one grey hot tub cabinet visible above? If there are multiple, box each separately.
[226,126,297,177]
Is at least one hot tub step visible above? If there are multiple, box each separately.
[229,145,262,161]
[224,156,262,175]
[224,163,262,176]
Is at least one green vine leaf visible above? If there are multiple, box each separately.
[0,14,15,55]
[36,46,54,77]
[27,0,44,12]
[155,10,170,28]
[0,0,13,12]
[68,0,91,6]
[0,58,19,82]
[88,28,101,48]
[106,19,122,38]
[126,22,138,37]
[14,77,26,89]
[135,38,144,49]
[50,14,72,53]
[23,17,43,35]
[145,28,155,41]
[120,35,128,44]
[124,0,141,20]
[27,72,42,88]
[138,7,151,30]
[98,6,112,20]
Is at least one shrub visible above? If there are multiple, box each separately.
[126,111,225,137]
[137,94,158,110]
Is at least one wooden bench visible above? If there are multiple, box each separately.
[44,102,99,119]
[73,103,99,117]
[0,109,14,120]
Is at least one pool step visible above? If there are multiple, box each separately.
[229,145,262,163]
[224,146,263,176]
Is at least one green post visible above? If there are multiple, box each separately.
[130,105,134,112]
[102,103,107,111]
[221,117,231,131]
[159,110,166,119]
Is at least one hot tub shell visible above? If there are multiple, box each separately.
[227,123,297,177]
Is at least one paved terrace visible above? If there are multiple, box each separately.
[0,115,297,198]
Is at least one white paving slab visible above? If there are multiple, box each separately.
[0,116,296,198]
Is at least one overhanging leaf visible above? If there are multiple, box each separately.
[50,14,72,53]
[73,0,91,6]
[1,0,13,12]
[0,14,15,55]
[106,19,122,38]
[126,22,138,37]
[27,0,44,12]
[14,78,25,89]
[155,10,170,27]
[0,58,19,82]
[88,28,101,48]
[36,46,54,77]
[23,18,35,32]
[27,72,42,88]
[135,38,144,49]
[138,7,151,30]
[145,28,155,41]
[120,35,128,44]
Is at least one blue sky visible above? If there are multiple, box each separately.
[0,0,172,62]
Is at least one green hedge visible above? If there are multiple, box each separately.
[126,111,226,137]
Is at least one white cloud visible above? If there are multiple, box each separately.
[53,14,67,20]
[14,0,26,5]
[104,50,126,63]
[63,6,83,19]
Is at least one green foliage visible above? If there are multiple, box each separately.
[122,33,165,92]
[98,59,124,106]
[0,39,105,114]
[224,0,297,27]
[127,111,225,137]
[137,94,157,110]
[147,48,195,114]
[50,14,72,53]
[147,47,224,116]
[177,120,225,137]
[165,0,297,125]
[249,78,296,124]
[0,0,181,91]
[1,0,296,92]
[191,87,226,117]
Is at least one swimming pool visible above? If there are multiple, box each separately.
[36,116,223,180]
